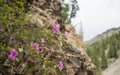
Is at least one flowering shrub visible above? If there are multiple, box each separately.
[0,0,68,74]
[1,24,67,75]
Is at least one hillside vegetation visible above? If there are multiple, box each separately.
[86,28,120,75]
[0,0,94,75]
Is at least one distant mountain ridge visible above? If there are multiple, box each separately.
[86,26,120,45]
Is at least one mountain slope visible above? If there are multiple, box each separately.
[86,27,120,45]
[86,26,120,75]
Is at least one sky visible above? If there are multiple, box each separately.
[72,0,120,41]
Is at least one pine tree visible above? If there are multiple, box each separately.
[101,48,108,69]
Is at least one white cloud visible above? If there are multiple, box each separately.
[72,0,120,41]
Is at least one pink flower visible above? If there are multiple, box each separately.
[63,33,68,38]
[53,24,60,33]
[39,47,43,51]
[44,52,50,59]
[33,43,39,51]
[24,58,29,63]
[8,49,18,61]
[58,61,63,70]
[19,42,22,47]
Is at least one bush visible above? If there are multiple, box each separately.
[0,1,65,74]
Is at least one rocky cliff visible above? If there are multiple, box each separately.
[27,0,95,75]
[26,0,61,28]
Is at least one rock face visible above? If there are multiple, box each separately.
[61,25,95,75]
[26,0,95,75]
[26,0,61,27]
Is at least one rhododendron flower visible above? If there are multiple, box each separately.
[44,52,50,59]
[53,24,60,33]
[19,42,22,47]
[58,61,63,70]
[63,33,68,38]
[33,43,39,51]
[39,47,43,51]
[8,49,18,61]
[24,58,29,63]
